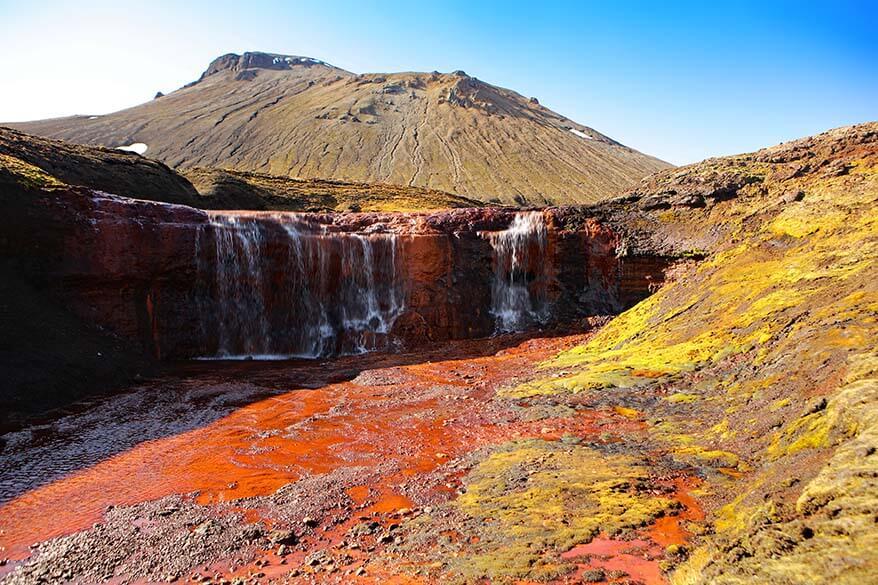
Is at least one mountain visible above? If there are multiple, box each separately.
[0,127,482,212]
[7,52,671,206]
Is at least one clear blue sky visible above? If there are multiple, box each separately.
[1,0,875,164]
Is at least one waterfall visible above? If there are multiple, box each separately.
[282,223,405,357]
[485,211,550,332]
[210,215,272,357]
[201,214,405,359]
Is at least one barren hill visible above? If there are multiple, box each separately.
[8,52,670,206]
[0,127,481,212]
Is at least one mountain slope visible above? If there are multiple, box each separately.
[181,167,484,212]
[501,122,878,584]
[0,127,482,212]
[0,127,199,205]
[8,52,670,206]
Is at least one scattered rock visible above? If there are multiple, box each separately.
[240,525,264,542]
[780,189,805,203]
[268,530,298,546]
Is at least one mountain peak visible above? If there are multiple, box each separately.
[199,52,338,81]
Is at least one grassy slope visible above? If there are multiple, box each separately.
[182,167,484,212]
[0,127,200,205]
[0,128,485,212]
[510,123,878,583]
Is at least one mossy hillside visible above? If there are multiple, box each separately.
[398,439,675,583]
[500,124,878,583]
[683,355,878,584]
[0,153,64,189]
[510,197,875,399]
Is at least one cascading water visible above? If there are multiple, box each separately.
[485,211,551,332]
[208,215,272,357]
[200,214,405,359]
[282,223,405,357]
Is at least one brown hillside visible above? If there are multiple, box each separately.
[0,127,199,205]
[0,127,483,212]
[8,52,671,206]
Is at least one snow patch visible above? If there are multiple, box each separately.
[283,56,325,66]
[117,142,148,155]
[88,116,99,120]
[568,128,592,140]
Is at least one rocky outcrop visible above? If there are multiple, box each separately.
[196,52,339,82]
[5,188,678,361]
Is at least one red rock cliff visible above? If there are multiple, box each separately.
[6,188,676,359]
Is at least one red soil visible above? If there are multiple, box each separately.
[0,333,702,583]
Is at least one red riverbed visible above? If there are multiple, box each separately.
[0,333,701,583]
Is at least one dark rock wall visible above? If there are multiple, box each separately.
[6,188,678,360]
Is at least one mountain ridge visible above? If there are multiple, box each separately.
[7,51,671,206]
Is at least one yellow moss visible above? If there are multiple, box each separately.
[714,493,748,534]
[709,419,735,440]
[709,360,878,584]
[796,365,878,515]
[613,405,642,419]
[714,491,780,537]
[653,420,698,447]
[769,398,791,411]
[667,392,700,404]
[767,410,834,459]
[0,153,64,189]
[673,446,742,470]
[658,209,681,222]
[670,546,713,585]
[768,191,851,238]
[768,356,876,460]
[442,439,674,581]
